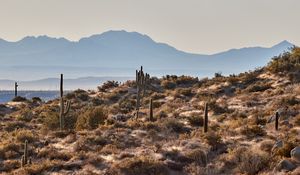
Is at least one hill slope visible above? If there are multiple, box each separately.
[0,48,299,174]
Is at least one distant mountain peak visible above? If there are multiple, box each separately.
[272,40,294,48]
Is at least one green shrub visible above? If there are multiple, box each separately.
[267,47,300,73]
[12,96,27,102]
[76,106,107,130]
[161,80,176,89]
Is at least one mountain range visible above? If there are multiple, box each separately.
[0,30,295,88]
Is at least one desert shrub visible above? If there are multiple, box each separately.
[0,160,20,172]
[240,125,266,138]
[175,76,198,85]
[238,70,261,85]
[4,121,27,132]
[32,97,42,103]
[76,93,89,101]
[260,140,275,152]
[295,114,300,126]
[16,109,33,122]
[38,147,71,160]
[151,92,166,100]
[43,112,60,129]
[118,98,135,113]
[76,106,107,130]
[98,80,119,92]
[161,80,176,90]
[245,82,272,92]
[162,118,185,133]
[0,142,20,160]
[188,116,203,127]
[17,160,61,175]
[174,88,193,97]
[112,156,168,175]
[274,138,297,157]
[267,47,300,73]
[230,147,269,175]
[208,100,228,114]
[42,111,77,130]
[12,129,36,143]
[91,97,104,106]
[203,132,222,150]
[65,92,76,99]
[288,71,300,83]
[185,148,207,166]
[12,96,27,102]
[280,96,299,106]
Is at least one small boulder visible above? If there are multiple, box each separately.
[291,147,300,162]
[276,159,296,172]
[272,140,283,153]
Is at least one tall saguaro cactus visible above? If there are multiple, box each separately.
[149,98,153,121]
[203,103,208,133]
[135,66,150,119]
[15,82,18,97]
[275,111,279,131]
[59,74,71,130]
[21,140,28,167]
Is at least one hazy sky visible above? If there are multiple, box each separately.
[0,0,299,54]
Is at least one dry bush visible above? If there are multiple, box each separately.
[240,125,266,138]
[76,106,107,130]
[16,109,33,122]
[38,147,71,161]
[229,147,269,175]
[111,156,169,175]
[98,80,119,92]
[173,88,193,98]
[13,129,36,143]
[185,148,207,166]
[245,82,272,93]
[161,80,176,89]
[267,47,300,73]
[0,141,21,160]
[0,160,20,172]
[295,114,300,126]
[161,118,185,133]
[4,121,27,132]
[260,140,275,152]
[274,138,298,158]
[187,116,203,127]
[12,96,28,102]
[202,131,222,150]
[16,160,61,175]
[280,96,300,106]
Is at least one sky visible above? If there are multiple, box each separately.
[0,0,299,54]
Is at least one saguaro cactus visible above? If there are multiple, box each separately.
[149,98,153,121]
[15,82,18,97]
[59,74,71,130]
[203,103,208,133]
[21,140,28,167]
[135,66,150,119]
[275,111,279,131]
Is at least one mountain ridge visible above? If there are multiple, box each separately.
[0,30,295,80]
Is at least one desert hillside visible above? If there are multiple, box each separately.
[0,47,300,175]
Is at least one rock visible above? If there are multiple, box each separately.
[276,159,296,172]
[110,114,130,122]
[272,140,283,153]
[291,147,300,162]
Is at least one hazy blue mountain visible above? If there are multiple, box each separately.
[0,76,132,90]
[0,30,295,80]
